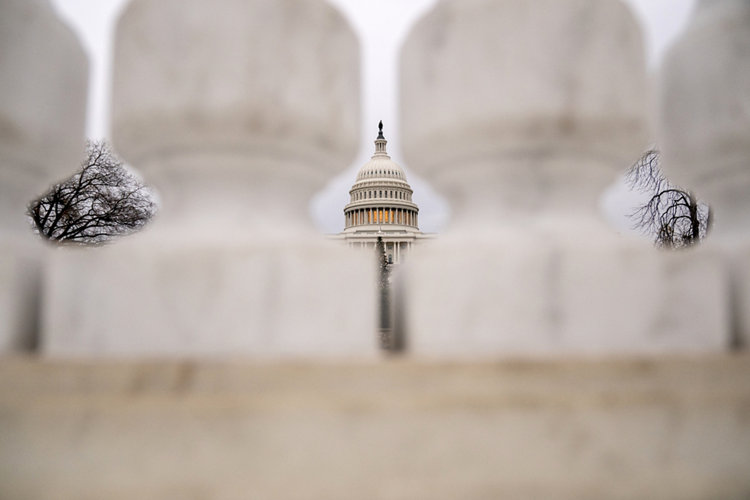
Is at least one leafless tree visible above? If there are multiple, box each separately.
[626,149,710,249]
[28,140,157,245]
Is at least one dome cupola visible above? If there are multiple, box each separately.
[355,121,409,182]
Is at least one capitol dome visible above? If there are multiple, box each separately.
[343,122,420,231]
[332,122,432,267]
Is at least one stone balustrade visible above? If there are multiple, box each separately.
[0,1,749,498]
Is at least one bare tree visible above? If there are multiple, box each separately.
[28,140,157,245]
[626,149,710,249]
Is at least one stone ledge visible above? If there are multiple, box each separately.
[1,355,749,500]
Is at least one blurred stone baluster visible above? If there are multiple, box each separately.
[657,0,750,349]
[0,0,88,352]
[43,0,377,357]
[400,0,727,357]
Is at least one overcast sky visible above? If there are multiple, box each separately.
[50,0,696,234]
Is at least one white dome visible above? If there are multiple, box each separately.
[355,155,408,182]
[342,123,420,231]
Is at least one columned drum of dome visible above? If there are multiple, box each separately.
[332,122,433,266]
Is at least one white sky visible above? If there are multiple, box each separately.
[50,0,696,235]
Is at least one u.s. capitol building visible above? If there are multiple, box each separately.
[331,122,434,264]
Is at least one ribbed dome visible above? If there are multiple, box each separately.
[355,156,408,182]
[353,123,409,184]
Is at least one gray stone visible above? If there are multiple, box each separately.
[41,0,378,357]
[400,0,727,355]
[657,0,750,348]
[0,0,88,352]
[2,357,749,499]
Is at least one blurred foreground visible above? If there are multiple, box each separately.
[2,355,750,499]
[2,0,750,497]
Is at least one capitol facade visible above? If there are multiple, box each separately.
[331,122,433,264]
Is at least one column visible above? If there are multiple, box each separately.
[657,0,750,347]
[400,0,725,356]
[0,0,88,352]
[43,0,378,358]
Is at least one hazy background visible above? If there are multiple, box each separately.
[50,0,696,235]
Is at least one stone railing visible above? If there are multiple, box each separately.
[0,0,747,358]
[1,2,749,499]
